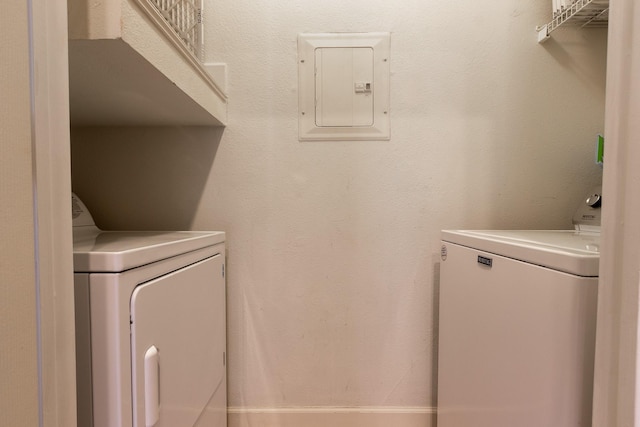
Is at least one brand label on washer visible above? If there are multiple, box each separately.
[477,255,492,267]
[441,245,447,261]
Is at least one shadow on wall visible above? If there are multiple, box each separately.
[540,31,608,93]
[71,126,224,231]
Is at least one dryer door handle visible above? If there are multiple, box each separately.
[144,345,160,427]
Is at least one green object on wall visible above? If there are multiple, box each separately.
[596,134,604,165]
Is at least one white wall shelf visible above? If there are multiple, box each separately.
[537,0,609,43]
[68,0,227,126]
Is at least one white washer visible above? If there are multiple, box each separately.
[437,188,601,427]
[72,194,227,427]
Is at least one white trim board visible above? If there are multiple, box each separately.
[228,406,435,427]
[30,0,77,425]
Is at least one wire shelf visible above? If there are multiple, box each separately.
[142,0,204,59]
[537,0,609,43]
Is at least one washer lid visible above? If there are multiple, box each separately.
[73,229,225,273]
[441,230,600,277]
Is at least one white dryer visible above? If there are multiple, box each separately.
[72,194,227,427]
[437,187,602,427]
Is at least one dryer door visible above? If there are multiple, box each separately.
[130,254,225,427]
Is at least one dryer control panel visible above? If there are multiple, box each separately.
[72,193,96,227]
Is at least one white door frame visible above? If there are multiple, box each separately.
[592,0,640,426]
[29,0,77,425]
[32,0,640,426]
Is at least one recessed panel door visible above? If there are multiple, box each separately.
[130,254,226,427]
[314,47,374,127]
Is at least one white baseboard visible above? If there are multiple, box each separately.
[228,406,436,427]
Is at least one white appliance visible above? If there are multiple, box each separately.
[72,194,227,427]
[437,187,602,427]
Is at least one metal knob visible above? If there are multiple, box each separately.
[586,193,602,208]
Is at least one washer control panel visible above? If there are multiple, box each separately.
[572,186,602,230]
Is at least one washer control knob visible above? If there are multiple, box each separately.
[586,193,602,208]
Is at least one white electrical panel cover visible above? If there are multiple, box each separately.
[298,32,390,141]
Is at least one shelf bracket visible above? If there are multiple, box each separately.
[537,24,551,43]
[536,0,609,44]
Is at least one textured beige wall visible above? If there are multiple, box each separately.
[1,0,39,425]
[71,0,607,422]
